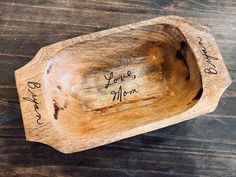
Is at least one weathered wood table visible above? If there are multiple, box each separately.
[0,1,235,176]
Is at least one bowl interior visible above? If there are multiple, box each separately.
[43,24,202,136]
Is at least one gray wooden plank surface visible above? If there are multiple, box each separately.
[0,0,235,176]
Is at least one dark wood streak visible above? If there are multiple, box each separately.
[46,63,53,74]
[53,99,64,120]
[93,96,158,113]
[22,82,42,125]
[197,37,219,75]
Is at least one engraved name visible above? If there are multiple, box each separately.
[197,37,219,74]
[23,81,42,125]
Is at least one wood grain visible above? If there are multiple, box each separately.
[15,16,231,153]
[0,0,236,176]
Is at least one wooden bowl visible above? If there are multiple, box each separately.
[15,16,231,153]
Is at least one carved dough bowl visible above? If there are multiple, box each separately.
[15,16,231,153]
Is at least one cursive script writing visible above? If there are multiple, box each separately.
[197,37,219,74]
[23,81,42,125]
[104,70,139,102]
[104,70,136,89]
[111,85,138,102]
